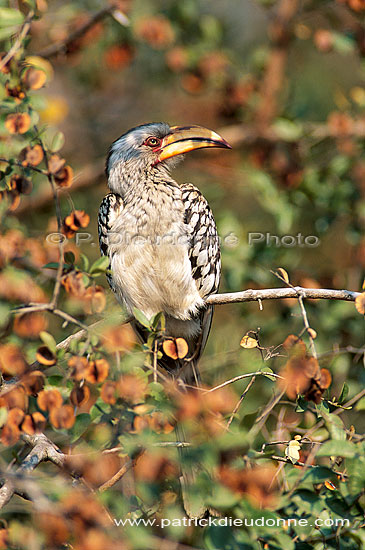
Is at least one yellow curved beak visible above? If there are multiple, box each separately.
[158,125,231,162]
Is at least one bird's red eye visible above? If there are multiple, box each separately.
[144,137,161,148]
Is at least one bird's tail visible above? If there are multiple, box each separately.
[175,420,208,519]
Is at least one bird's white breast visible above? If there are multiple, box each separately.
[107,192,204,322]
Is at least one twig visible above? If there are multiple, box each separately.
[11,302,88,330]
[255,0,299,126]
[0,433,65,510]
[197,371,283,393]
[249,389,287,440]
[37,6,115,59]
[256,454,348,479]
[98,451,143,493]
[0,11,34,71]
[14,159,104,215]
[271,271,318,358]
[303,389,365,439]
[37,136,64,309]
[206,287,360,305]
[226,375,257,429]
[0,158,47,176]
[286,442,322,498]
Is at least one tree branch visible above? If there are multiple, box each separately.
[0,433,65,510]
[206,287,360,305]
[0,11,34,71]
[36,6,116,59]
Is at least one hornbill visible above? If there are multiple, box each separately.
[98,122,231,382]
[98,122,231,516]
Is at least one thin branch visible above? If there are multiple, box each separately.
[255,0,299,126]
[0,158,47,176]
[197,371,283,393]
[37,135,64,309]
[226,375,257,430]
[37,6,116,59]
[249,389,287,440]
[258,454,348,479]
[0,11,34,71]
[297,294,317,358]
[98,452,143,493]
[206,287,360,305]
[11,302,88,330]
[0,433,65,510]
[303,388,365,439]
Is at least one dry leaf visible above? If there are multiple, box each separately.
[37,389,63,412]
[240,334,258,349]
[48,154,66,174]
[324,480,337,491]
[54,165,73,188]
[23,67,47,89]
[163,337,188,359]
[68,356,89,380]
[5,113,31,134]
[70,385,90,407]
[19,145,44,167]
[50,405,75,429]
[36,346,56,366]
[355,293,365,315]
[8,174,33,195]
[85,359,109,384]
[100,381,117,404]
[277,267,290,284]
[285,439,301,463]
[22,371,45,395]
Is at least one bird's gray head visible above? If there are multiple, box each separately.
[106,122,172,177]
[106,122,231,193]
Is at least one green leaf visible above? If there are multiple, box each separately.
[296,395,308,413]
[39,331,57,354]
[0,302,11,329]
[89,256,110,275]
[80,253,90,272]
[148,382,164,400]
[0,8,24,28]
[338,382,349,404]
[316,440,357,458]
[46,375,64,387]
[322,410,346,441]
[273,118,303,141]
[64,251,75,265]
[347,457,365,496]
[303,466,337,483]
[0,407,8,428]
[260,366,276,381]
[355,397,365,411]
[332,32,355,55]
[133,308,151,329]
[42,262,60,270]
[0,26,20,40]
[69,413,91,443]
[150,311,166,331]
[43,128,65,152]
[272,533,295,550]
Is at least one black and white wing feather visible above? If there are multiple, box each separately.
[98,193,124,291]
[178,183,221,375]
[181,183,221,298]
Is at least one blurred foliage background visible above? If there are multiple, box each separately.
[0,0,365,549]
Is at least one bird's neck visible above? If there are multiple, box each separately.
[108,160,178,202]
